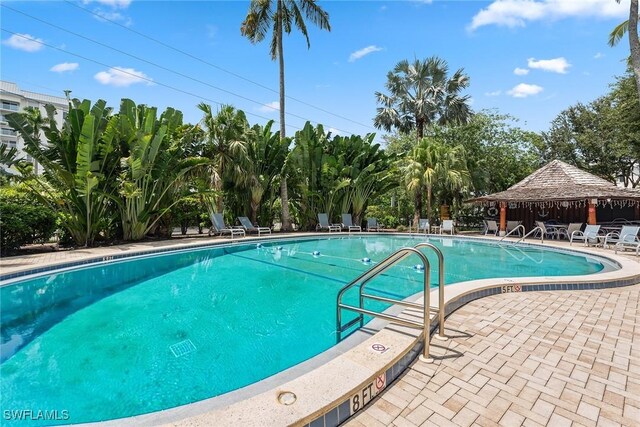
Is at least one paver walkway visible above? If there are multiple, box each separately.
[346,285,640,427]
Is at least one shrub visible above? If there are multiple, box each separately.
[0,186,57,255]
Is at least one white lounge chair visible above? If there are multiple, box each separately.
[316,213,341,232]
[238,216,271,236]
[366,217,380,232]
[211,213,245,239]
[417,218,429,234]
[614,236,640,256]
[484,220,498,236]
[341,213,361,233]
[440,220,455,235]
[535,221,562,240]
[570,224,601,246]
[506,220,522,236]
[558,222,583,240]
[603,225,640,249]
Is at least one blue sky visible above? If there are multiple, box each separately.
[0,0,632,141]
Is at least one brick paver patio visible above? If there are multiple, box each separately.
[346,286,640,427]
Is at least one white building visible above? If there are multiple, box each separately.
[1,81,69,175]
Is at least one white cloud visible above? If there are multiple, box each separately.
[258,101,279,113]
[485,90,502,96]
[349,45,383,62]
[507,83,544,98]
[93,9,133,26]
[469,0,628,31]
[94,67,152,87]
[527,57,571,73]
[594,52,604,59]
[514,67,529,75]
[84,0,132,8]
[328,127,343,136]
[3,33,44,52]
[50,62,79,73]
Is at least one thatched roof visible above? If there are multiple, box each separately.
[469,160,640,204]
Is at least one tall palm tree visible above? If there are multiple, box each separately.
[241,0,330,231]
[374,56,472,140]
[375,56,472,225]
[402,139,471,226]
[609,0,640,98]
[198,103,249,213]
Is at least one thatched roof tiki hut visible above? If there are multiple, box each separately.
[468,160,640,235]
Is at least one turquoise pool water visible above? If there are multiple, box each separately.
[0,236,607,425]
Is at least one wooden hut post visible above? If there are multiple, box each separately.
[588,199,597,225]
[499,202,507,236]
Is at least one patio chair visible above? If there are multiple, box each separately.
[238,216,271,236]
[570,224,601,246]
[417,218,429,234]
[558,222,583,240]
[316,213,341,232]
[341,213,362,233]
[484,220,498,236]
[440,220,455,235]
[535,221,559,240]
[614,236,640,256]
[506,220,522,237]
[211,213,245,239]
[603,225,640,249]
[366,217,380,232]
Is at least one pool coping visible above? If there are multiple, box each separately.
[2,233,639,426]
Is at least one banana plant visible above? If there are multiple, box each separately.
[241,121,288,224]
[115,99,208,241]
[7,99,120,246]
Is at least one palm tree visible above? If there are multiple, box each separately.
[374,56,472,140]
[609,0,640,98]
[375,56,472,225]
[241,0,330,231]
[198,103,249,213]
[402,139,471,227]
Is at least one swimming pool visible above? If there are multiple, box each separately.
[0,235,611,425]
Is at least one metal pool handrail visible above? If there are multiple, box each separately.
[499,225,526,243]
[336,246,440,361]
[516,226,544,244]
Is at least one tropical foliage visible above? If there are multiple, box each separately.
[0,184,56,255]
[538,69,640,187]
[1,48,637,254]
[609,0,640,99]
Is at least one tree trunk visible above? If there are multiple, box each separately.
[416,117,424,139]
[277,0,292,232]
[413,187,422,229]
[426,184,432,228]
[629,0,640,98]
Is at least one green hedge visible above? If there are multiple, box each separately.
[0,186,57,256]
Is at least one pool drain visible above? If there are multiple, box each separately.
[277,391,297,405]
[169,339,196,357]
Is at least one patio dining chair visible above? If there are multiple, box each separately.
[238,216,271,236]
[417,218,429,234]
[211,213,245,239]
[341,213,361,233]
